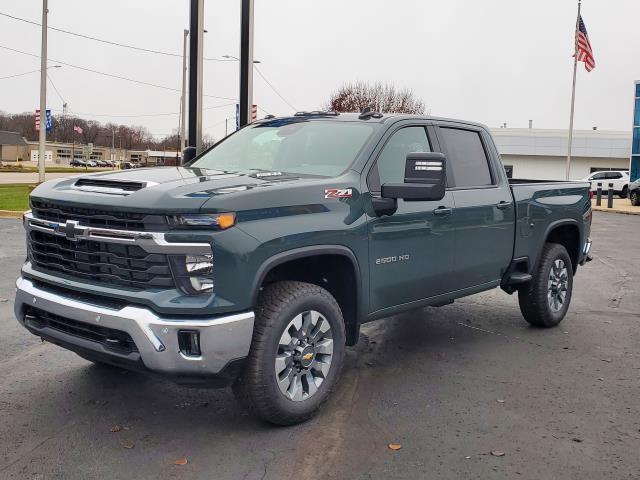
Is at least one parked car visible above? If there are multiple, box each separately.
[629,179,640,206]
[15,112,593,425]
[582,170,630,198]
[70,159,87,167]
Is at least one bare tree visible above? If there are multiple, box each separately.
[325,81,425,114]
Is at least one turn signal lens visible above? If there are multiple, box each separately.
[168,213,236,230]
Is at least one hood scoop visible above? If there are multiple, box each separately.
[72,178,157,195]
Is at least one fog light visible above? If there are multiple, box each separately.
[178,330,201,357]
[185,254,213,274]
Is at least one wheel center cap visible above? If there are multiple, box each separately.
[298,346,315,368]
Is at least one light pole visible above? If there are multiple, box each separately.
[188,0,204,154]
[180,29,189,153]
[239,0,255,128]
[38,0,48,183]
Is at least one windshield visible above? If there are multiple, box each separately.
[190,119,376,177]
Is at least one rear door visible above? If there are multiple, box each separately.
[366,123,456,313]
[435,124,515,291]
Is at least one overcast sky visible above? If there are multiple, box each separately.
[1,0,639,141]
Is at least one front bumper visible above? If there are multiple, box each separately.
[14,277,254,384]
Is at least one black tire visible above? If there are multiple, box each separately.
[619,186,628,199]
[630,190,640,206]
[518,243,573,328]
[234,281,346,425]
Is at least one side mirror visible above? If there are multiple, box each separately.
[381,152,447,201]
[182,146,197,165]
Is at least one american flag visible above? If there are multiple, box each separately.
[73,125,83,134]
[576,15,595,72]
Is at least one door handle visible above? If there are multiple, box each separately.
[496,201,512,210]
[433,206,453,216]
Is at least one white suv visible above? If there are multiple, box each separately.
[582,170,630,198]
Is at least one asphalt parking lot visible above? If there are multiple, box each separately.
[0,212,638,480]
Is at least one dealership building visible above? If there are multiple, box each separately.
[491,127,631,181]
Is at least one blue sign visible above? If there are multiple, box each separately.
[631,82,640,182]
[235,103,240,131]
[45,109,52,132]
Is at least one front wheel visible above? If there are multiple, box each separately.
[630,190,640,206]
[234,281,346,425]
[518,243,573,328]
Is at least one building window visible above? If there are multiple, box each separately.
[503,165,513,178]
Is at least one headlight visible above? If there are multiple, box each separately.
[169,254,214,295]
[167,213,235,230]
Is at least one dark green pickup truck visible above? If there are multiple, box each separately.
[15,112,592,425]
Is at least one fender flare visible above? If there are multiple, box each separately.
[250,245,361,305]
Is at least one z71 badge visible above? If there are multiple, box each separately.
[324,188,353,199]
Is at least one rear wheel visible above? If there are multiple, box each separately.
[619,185,628,199]
[234,281,345,425]
[518,243,573,328]
[630,190,640,206]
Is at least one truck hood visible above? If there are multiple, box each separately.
[30,166,323,213]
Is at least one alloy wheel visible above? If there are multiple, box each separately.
[274,310,334,402]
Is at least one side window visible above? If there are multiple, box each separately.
[607,172,622,179]
[376,127,431,186]
[592,172,606,180]
[439,127,493,188]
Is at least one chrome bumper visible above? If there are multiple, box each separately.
[14,277,254,377]
[581,238,593,264]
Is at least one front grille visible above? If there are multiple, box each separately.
[28,230,175,290]
[24,306,139,354]
[30,200,168,231]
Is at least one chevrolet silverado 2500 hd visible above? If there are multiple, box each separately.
[15,112,592,425]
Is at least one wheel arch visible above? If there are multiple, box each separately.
[251,246,363,346]
[539,220,582,273]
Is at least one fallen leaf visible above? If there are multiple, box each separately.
[388,443,402,451]
[110,425,123,433]
[464,456,471,459]
[121,442,134,449]
[598,377,605,381]
[174,458,188,465]
[490,451,505,457]
[496,399,505,404]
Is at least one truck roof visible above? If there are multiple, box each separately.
[256,112,489,131]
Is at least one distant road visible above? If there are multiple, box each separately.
[0,172,84,185]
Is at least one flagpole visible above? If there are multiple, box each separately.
[566,0,581,180]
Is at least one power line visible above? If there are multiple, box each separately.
[0,44,237,101]
[47,74,66,105]
[254,65,297,111]
[0,11,234,62]
[0,68,41,80]
[50,102,237,119]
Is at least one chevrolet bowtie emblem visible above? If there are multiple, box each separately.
[302,353,314,361]
[56,220,84,241]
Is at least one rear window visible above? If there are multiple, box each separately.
[439,128,493,188]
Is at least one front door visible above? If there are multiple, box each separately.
[367,124,456,313]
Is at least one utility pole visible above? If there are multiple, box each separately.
[239,0,255,127]
[111,127,116,162]
[188,0,204,154]
[180,29,188,153]
[38,0,48,183]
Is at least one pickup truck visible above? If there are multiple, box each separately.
[14,112,592,425]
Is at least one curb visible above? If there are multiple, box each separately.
[0,210,24,219]
[592,207,640,216]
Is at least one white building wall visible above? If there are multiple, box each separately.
[500,154,629,181]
